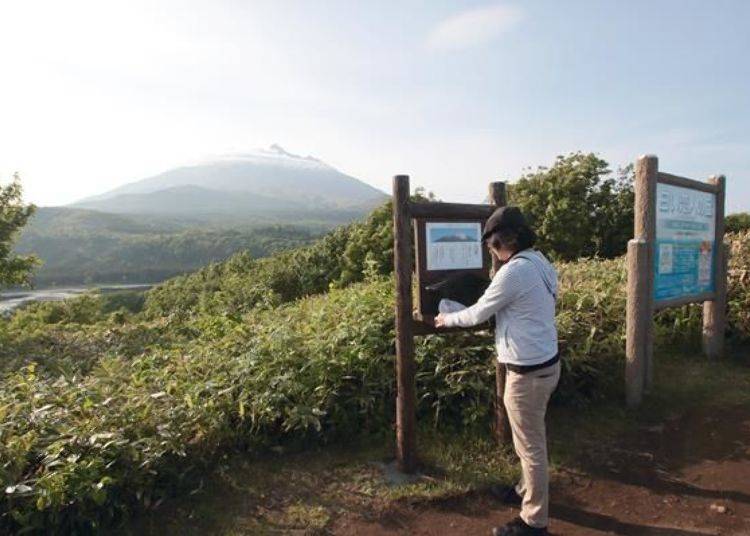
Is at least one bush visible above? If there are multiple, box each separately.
[0,280,395,532]
[510,153,634,260]
[1,217,748,532]
[141,205,386,318]
[727,230,750,339]
[726,212,750,234]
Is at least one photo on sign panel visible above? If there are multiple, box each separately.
[426,222,483,271]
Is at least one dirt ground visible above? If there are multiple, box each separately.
[124,355,750,536]
[333,406,750,535]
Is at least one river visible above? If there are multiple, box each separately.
[0,284,153,315]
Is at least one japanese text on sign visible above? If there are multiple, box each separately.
[654,182,716,301]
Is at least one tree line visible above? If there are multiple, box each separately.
[3,153,749,291]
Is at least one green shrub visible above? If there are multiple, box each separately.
[509,153,634,260]
[142,198,401,318]
[143,222,354,317]
[727,230,750,339]
[0,280,395,532]
[726,212,750,234]
[1,221,748,532]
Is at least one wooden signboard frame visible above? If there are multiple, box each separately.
[412,218,493,332]
[625,155,727,407]
[392,176,511,473]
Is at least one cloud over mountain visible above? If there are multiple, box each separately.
[72,145,388,216]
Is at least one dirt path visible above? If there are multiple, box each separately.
[123,358,750,536]
[333,407,750,535]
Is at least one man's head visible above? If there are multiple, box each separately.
[482,206,536,262]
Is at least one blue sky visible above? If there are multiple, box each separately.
[0,0,748,212]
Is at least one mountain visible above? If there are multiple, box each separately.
[72,185,307,216]
[434,234,475,243]
[15,145,388,286]
[72,145,388,215]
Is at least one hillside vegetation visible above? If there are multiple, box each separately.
[144,201,393,317]
[2,153,748,533]
[2,186,749,532]
[14,208,331,286]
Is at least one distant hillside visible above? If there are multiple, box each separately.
[15,146,388,286]
[73,145,387,216]
[14,207,322,286]
[21,207,183,235]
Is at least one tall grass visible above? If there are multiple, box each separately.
[1,232,748,533]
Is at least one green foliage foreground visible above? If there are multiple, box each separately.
[1,225,749,532]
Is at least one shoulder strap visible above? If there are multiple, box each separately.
[512,252,556,299]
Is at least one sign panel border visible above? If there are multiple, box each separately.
[653,179,718,306]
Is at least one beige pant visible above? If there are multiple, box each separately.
[503,361,560,528]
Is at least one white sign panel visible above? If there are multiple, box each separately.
[426,222,483,271]
[654,182,716,301]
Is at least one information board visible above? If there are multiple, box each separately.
[654,182,716,301]
[425,222,483,271]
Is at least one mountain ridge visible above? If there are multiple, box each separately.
[16,145,389,285]
[72,145,387,214]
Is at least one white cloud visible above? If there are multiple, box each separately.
[427,4,523,51]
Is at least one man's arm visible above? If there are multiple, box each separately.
[439,267,519,328]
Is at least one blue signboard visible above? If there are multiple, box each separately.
[654,182,716,301]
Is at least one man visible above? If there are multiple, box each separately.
[435,206,560,536]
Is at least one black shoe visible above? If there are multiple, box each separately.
[491,516,548,536]
[489,484,522,506]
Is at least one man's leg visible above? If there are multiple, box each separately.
[503,363,560,528]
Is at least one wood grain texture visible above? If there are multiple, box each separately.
[634,156,657,392]
[703,175,727,359]
[488,182,511,445]
[408,201,496,220]
[393,175,416,473]
[657,172,719,194]
[626,239,649,407]
[635,155,658,242]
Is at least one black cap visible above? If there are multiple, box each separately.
[482,206,528,242]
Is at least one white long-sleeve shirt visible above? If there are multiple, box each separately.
[441,248,558,366]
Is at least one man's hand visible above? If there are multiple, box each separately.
[434,313,448,328]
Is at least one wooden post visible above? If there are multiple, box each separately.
[393,175,416,473]
[488,182,511,445]
[703,175,727,358]
[626,239,649,407]
[628,155,657,403]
